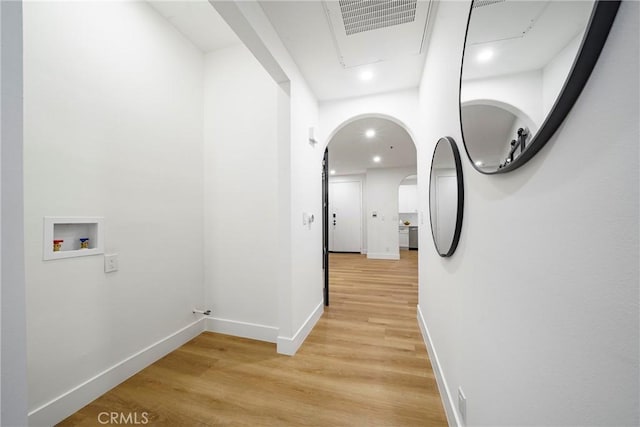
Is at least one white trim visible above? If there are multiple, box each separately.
[277,301,323,356]
[205,317,278,343]
[27,319,205,427]
[417,305,461,427]
[367,252,400,260]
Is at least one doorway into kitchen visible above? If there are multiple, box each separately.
[398,174,419,252]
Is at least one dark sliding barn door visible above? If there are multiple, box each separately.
[322,147,329,306]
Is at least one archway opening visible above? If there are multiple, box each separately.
[322,115,417,307]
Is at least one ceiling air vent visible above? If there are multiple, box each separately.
[472,0,505,9]
[339,0,417,36]
[323,0,432,68]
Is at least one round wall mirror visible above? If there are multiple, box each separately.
[429,137,464,257]
[459,0,620,173]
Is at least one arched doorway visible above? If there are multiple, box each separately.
[322,115,418,306]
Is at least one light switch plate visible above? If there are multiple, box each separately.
[104,254,118,273]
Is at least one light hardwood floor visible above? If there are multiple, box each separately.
[58,250,447,426]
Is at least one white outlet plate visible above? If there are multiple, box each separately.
[104,254,118,273]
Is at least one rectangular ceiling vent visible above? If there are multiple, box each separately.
[323,0,432,68]
[472,0,506,9]
[339,0,417,36]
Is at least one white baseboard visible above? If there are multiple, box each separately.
[417,305,461,427]
[277,301,323,356]
[205,317,278,343]
[367,252,400,260]
[28,319,205,427]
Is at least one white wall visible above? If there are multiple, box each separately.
[23,1,205,423]
[203,44,279,341]
[1,1,29,425]
[461,69,543,131]
[365,167,416,260]
[210,1,323,354]
[418,1,639,426]
[319,89,420,146]
[542,33,583,114]
[288,78,323,345]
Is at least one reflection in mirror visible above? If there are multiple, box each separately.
[461,101,537,172]
[429,137,464,257]
[460,0,620,173]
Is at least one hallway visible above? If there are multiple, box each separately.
[59,251,446,426]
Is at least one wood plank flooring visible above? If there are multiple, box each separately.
[58,250,447,426]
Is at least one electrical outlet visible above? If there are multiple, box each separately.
[104,254,119,273]
[457,387,467,424]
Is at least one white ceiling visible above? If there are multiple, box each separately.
[147,1,421,173]
[463,0,593,81]
[260,1,433,101]
[328,117,416,176]
[146,1,432,102]
[147,0,240,53]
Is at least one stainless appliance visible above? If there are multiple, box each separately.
[408,226,418,250]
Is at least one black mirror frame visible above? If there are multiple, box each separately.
[459,0,620,175]
[429,137,464,257]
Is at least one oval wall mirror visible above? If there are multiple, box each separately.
[429,137,464,257]
[459,0,620,173]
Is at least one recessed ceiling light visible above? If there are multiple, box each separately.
[359,70,374,81]
[330,169,336,175]
[365,129,376,138]
[477,49,494,63]
[373,156,381,163]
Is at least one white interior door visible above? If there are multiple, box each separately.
[329,181,362,252]
[436,176,457,249]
